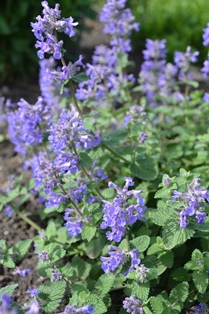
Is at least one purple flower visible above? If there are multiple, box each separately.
[143,39,167,60]
[27,288,40,298]
[16,268,32,277]
[31,1,78,59]
[64,208,84,237]
[76,0,138,103]
[138,132,148,143]
[51,269,62,281]
[101,246,140,276]
[38,251,50,262]
[203,92,209,103]
[172,178,209,228]
[0,295,17,313]
[174,46,199,80]
[58,304,94,314]
[201,60,209,78]
[26,301,41,314]
[7,98,44,156]
[139,39,172,106]
[4,205,13,218]
[100,177,146,242]
[191,303,208,314]
[203,23,209,46]
[123,295,143,314]
[163,177,171,186]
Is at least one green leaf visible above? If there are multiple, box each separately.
[84,116,95,131]
[86,236,106,259]
[143,306,153,314]
[192,271,208,294]
[130,157,158,181]
[129,282,150,301]
[72,72,89,83]
[71,256,91,279]
[130,235,150,252]
[39,280,67,313]
[85,294,107,314]
[79,152,93,168]
[154,187,170,199]
[150,296,164,314]
[159,251,174,268]
[10,239,32,260]
[149,203,174,226]
[81,224,97,241]
[102,130,128,147]
[162,220,195,249]
[2,255,15,268]
[46,220,57,239]
[171,268,190,282]
[95,274,115,297]
[0,284,18,295]
[169,282,189,311]
[101,188,115,199]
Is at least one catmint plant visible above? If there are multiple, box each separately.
[2,0,209,313]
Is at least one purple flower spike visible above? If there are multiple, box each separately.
[16,268,32,277]
[101,178,146,242]
[58,304,94,314]
[123,295,143,314]
[203,23,209,46]
[172,178,209,228]
[31,1,78,59]
[101,246,140,276]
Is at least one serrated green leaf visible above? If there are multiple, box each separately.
[149,204,174,226]
[169,282,189,311]
[192,271,208,294]
[10,239,32,260]
[154,187,170,199]
[0,284,18,296]
[102,130,128,147]
[79,152,93,168]
[39,280,67,313]
[86,236,105,259]
[95,274,115,297]
[150,296,164,314]
[0,240,6,251]
[162,220,195,249]
[130,157,158,181]
[129,282,150,301]
[85,294,107,314]
[81,224,97,241]
[101,188,115,199]
[71,256,91,279]
[46,220,57,239]
[171,268,190,282]
[130,235,150,252]
[72,282,89,294]
[2,255,15,268]
[159,251,174,268]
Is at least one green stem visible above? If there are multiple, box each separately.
[101,141,129,163]
[126,235,130,252]
[11,205,42,232]
[68,78,83,117]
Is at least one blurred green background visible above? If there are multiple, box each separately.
[0,0,209,83]
[129,0,209,61]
